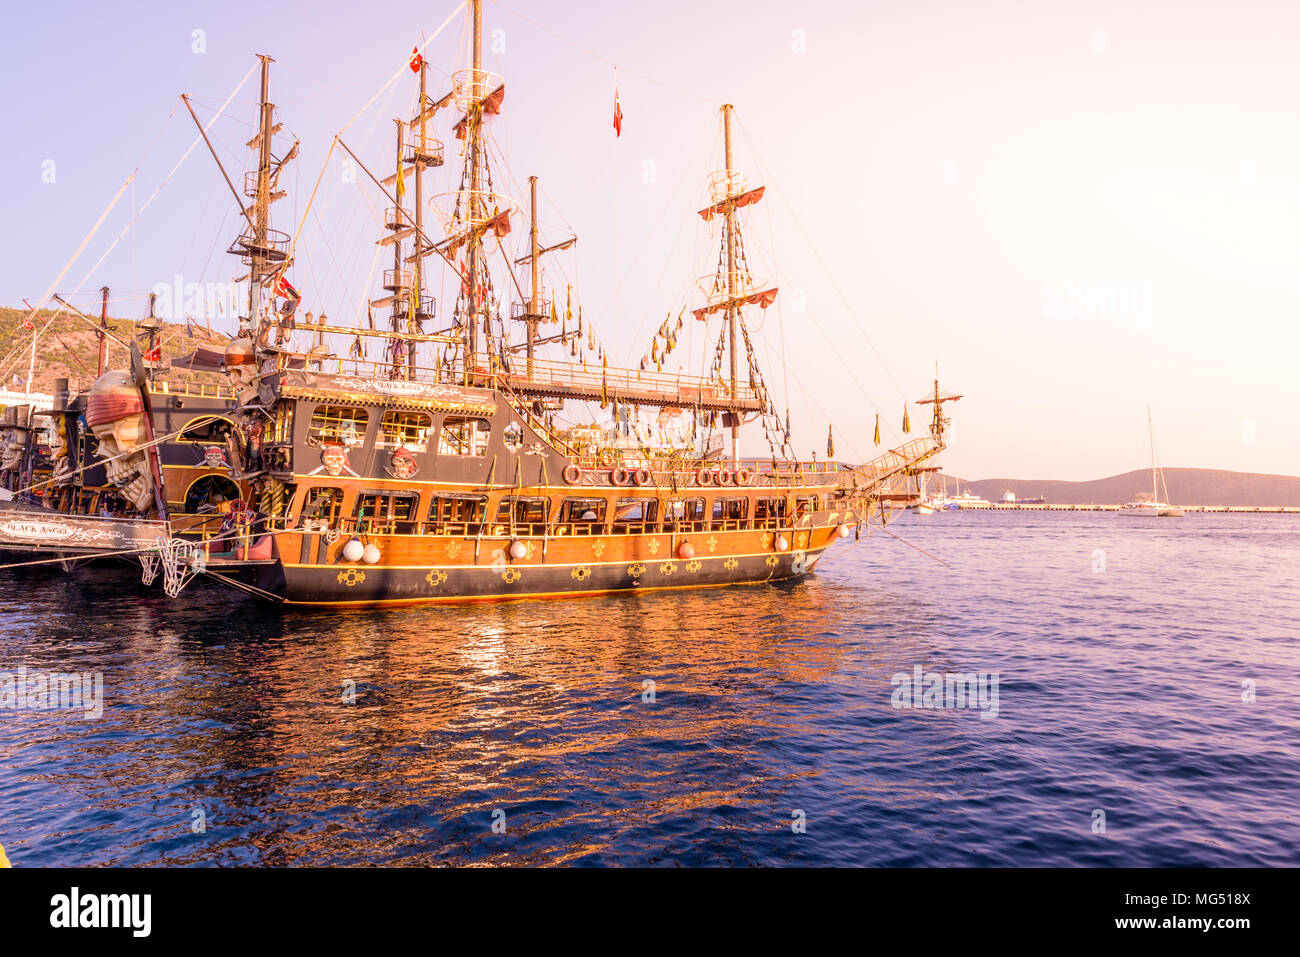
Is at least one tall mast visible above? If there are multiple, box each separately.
[722,104,739,464]
[1148,403,1156,501]
[250,54,274,335]
[412,60,428,379]
[466,0,484,380]
[392,117,406,376]
[527,175,540,377]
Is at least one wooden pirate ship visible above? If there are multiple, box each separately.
[3,1,952,601]
[151,0,958,606]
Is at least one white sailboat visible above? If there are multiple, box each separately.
[1119,406,1184,517]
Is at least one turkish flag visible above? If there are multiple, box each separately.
[409,45,423,74]
[613,90,623,137]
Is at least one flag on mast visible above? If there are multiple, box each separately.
[613,89,623,137]
[408,45,423,74]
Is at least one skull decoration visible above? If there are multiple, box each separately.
[85,369,156,513]
[0,427,24,473]
[388,447,418,479]
[46,418,74,485]
[202,445,229,470]
[224,338,258,402]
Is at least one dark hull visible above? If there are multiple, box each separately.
[240,546,831,606]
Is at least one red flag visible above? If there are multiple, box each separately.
[613,89,623,137]
[22,316,34,331]
[273,272,299,300]
[409,45,423,74]
[143,346,162,362]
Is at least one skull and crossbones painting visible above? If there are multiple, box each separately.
[385,447,419,479]
[309,443,357,477]
[85,369,157,513]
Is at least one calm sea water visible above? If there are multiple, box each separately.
[0,512,1296,866]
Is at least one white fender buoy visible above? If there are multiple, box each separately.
[678,541,695,559]
[775,535,790,552]
[362,542,381,564]
[342,538,364,563]
[836,523,851,539]
[509,540,528,560]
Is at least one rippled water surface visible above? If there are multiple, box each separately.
[1,512,1297,866]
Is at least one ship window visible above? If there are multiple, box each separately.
[666,498,706,531]
[178,416,233,444]
[612,498,658,534]
[556,497,606,534]
[427,494,487,534]
[308,405,368,447]
[303,487,345,525]
[755,496,787,527]
[377,410,433,452]
[503,422,524,451]
[795,495,819,516]
[711,496,748,530]
[439,416,490,456]
[267,403,294,445]
[495,496,549,534]
[353,490,420,535]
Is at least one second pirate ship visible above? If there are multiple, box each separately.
[170,0,956,605]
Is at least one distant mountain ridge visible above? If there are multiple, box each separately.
[951,469,1300,507]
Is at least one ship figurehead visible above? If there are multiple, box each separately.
[45,417,74,486]
[84,369,158,513]
[0,425,25,476]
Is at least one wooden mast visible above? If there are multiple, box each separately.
[466,0,484,381]
[250,54,274,338]
[412,59,428,379]
[527,174,540,377]
[392,117,406,376]
[97,286,109,376]
[722,104,740,464]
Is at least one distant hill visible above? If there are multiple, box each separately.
[0,305,229,395]
[952,469,1300,507]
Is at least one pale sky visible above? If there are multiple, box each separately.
[2,0,1297,480]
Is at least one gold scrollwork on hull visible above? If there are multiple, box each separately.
[765,555,779,567]
[592,539,607,557]
[659,561,677,576]
[445,540,462,558]
[425,569,448,587]
[647,538,660,554]
[723,557,739,570]
[501,567,522,583]
[705,535,718,553]
[761,532,773,549]
[571,565,592,581]
[686,559,702,573]
[337,569,366,586]
[627,562,645,577]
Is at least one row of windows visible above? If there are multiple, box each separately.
[306,405,524,456]
[300,488,821,536]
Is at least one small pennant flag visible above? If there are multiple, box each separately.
[143,346,162,362]
[408,46,423,74]
[827,423,835,458]
[873,413,880,446]
[902,403,911,434]
[613,89,623,137]
[22,316,34,331]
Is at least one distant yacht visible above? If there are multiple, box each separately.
[1119,407,1184,518]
